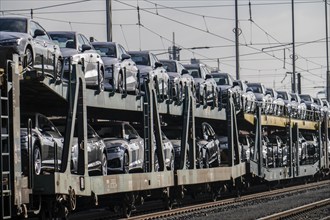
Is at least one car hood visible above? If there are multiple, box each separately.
[193,78,205,85]
[100,57,118,67]
[60,48,78,58]
[0,31,30,40]
[102,137,127,147]
[136,65,152,74]
[167,72,180,80]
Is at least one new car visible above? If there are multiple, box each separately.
[128,51,168,95]
[290,93,307,119]
[0,17,62,76]
[233,80,256,113]
[51,119,107,175]
[246,82,272,114]
[94,122,144,173]
[20,113,63,175]
[159,59,194,99]
[49,31,104,91]
[299,94,319,120]
[92,42,139,93]
[183,63,218,106]
[211,71,241,108]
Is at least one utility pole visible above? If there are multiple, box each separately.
[172,32,176,60]
[325,0,330,101]
[235,0,240,80]
[291,0,296,93]
[106,0,112,42]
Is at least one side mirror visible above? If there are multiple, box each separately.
[154,62,163,68]
[205,74,212,80]
[81,44,92,52]
[129,133,138,140]
[121,53,131,61]
[181,69,189,74]
[34,29,45,38]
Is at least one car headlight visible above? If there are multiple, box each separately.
[0,38,22,46]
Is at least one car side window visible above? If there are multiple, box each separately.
[150,53,158,68]
[77,34,85,51]
[118,44,128,55]
[30,21,49,41]
[81,34,92,47]
[124,124,138,137]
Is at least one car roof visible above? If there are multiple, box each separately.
[210,72,230,76]
[182,63,201,68]
[48,31,78,35]
[0,17,28,21]
[91,41,116,46]
[128,50,150,55]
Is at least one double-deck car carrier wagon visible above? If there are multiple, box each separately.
[0,54,328,219]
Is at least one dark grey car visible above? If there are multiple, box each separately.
[20,113,63,175]
[0,17,62,76]
[92,42,139,93]
[94,122,144,173]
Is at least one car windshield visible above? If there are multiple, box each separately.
[161,61,177,72]
[49,33,76,49]
[130,53,150,66]
[213,75,229,86]
[20,114,36,128]
[94,124,123,138]
[0,18,27,33]
[300,95,311,102]
[185,67,201,78]
[247,84,262,93]
[93,44,116,58]
[239,136,247,145]
[278,91,288,100]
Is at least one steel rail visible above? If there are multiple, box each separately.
[258,198,330,220]
[124,180,330,220]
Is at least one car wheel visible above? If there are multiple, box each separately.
[33,146,42,175]
[98,69,105,92]
[101,153,107,176]
[56,58,63,79]
[168,152,175,170]
[117,73,124,93]
[204,151,210,168]
[123,152,129,174]
[154,153,159,172]
[24,47,33,70]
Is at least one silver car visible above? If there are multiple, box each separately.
[92,42,139,93]
[0,17,62,76]
[94,122,144,173]
[128,51,169,95]
[49,31,104,91]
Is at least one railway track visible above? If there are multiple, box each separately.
[121,180,330,220]
[259,198,330,220]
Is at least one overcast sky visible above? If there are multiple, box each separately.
[0,0,328,96]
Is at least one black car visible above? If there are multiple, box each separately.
[20,113,63,175]
[0,17,62,76]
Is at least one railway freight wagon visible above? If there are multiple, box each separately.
[0,54,328,219]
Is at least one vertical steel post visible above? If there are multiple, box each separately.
[291,0,296,93]
[325,0,330,101]
[106,0,112,42]
[235,0,240,80]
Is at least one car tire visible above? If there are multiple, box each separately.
[203,151,210,168]
[101,153,107,176]
[123,152,129,174]
[98,69,105,92]
[24,47,33,70]
[118,73,124,93]
[168,151,175,171]
[33,146,42,175]
[56,58,63,79]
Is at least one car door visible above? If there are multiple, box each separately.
[80,34,99,83]
[87,124,98,166]
[29,21,47,71]
[118,44,138,91]
[33,21,56,73]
